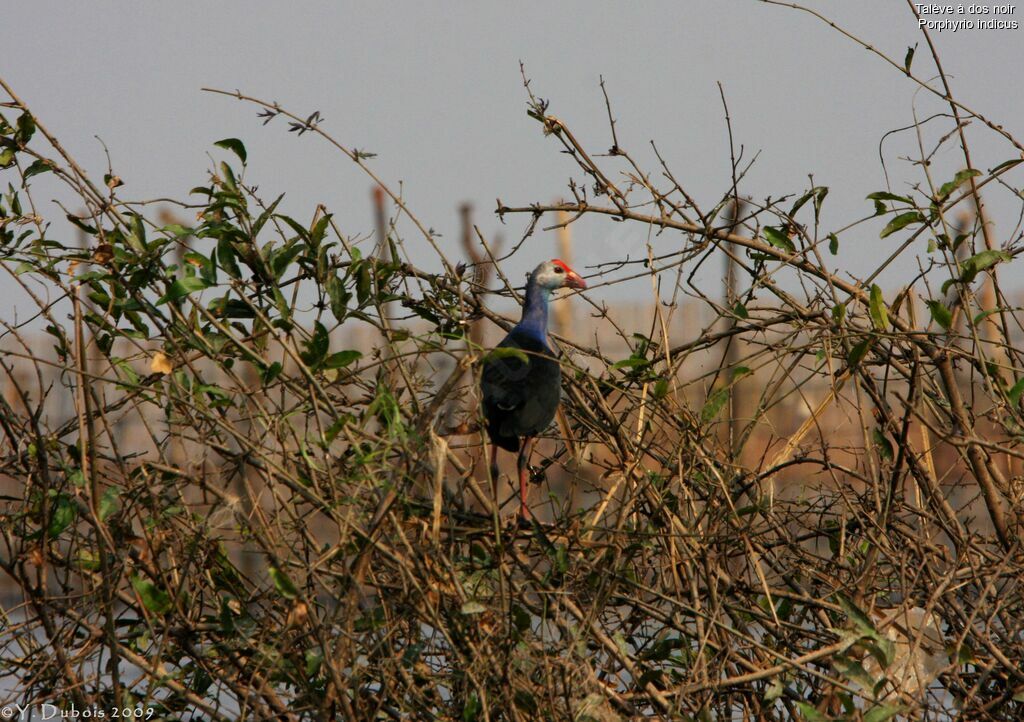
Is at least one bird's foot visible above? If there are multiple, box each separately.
[518,503,532,526]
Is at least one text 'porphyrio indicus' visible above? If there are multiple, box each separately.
[481,259,586,521]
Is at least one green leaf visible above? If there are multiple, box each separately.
[1006,377,1024,405]
[511,605,531,634]
[795,701,830,722]
[763,678,784,702]
[66,214,98,235]
[732,302,749,320]
[326,274,350,322]
[866,191,913,205]
[832,303,846,325]
[219,162,238,193]
[213,137,247,165]
[271,285,292,323]
[879,211,925,238]
[310,213,331,249]
[300,321,330,369]
[873,428,893,462]
[485,347,529,365]
[937,168,981,201]
[268,566,299,599]
[701,387,730,422]
[963,249,1011,275]
[836,593,877,638]
[305,649,323,677]
[127,213,147,251]
[925,300,952,330]
[869,284,888,330]
[904,44,916,74]
[611,356,649,370]
[251,193,284,239]
[157,276,210,305]
[23,159,53,179]
[16,112,36,145]
[48,494,77,537]
[990,158,1023,174]
[788,189,816,218]
[790,186,827,219]
[973,307,1004,325]
[209,297,256,319]
[161,223,192,238]
[268,241,305,280]
[98,486,121,522]
[184,251,217,285]
[828,232,839,255]
[954,640,975,664]
[763,226,795,253]
[553,544,569,573]
[131,575,173,614]
[355,263,372,304]
[462,693,482,722]
[75,549,102,571]
[324,350,361,369]
[261,361,283,386]
[217,238,241,279]
[866,636,896,670]
[835,656,877,691]
[813,185,829,221]
[847,339,871,368]
[863,704,902,722]
[276,214,311,243]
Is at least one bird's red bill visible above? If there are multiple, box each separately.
[552,259,587,289]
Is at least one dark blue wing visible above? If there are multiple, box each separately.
[481,329,561,450]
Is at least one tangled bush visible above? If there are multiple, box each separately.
[3,9,1024,720]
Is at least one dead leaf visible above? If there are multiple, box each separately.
[286,600,309,629]
[92,243,114,264]
[150,352,173,375]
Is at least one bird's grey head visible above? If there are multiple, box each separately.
[530,259,587,291]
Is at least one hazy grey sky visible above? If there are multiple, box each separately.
[4,1,1023,309]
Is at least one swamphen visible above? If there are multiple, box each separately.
[481,259,587,520]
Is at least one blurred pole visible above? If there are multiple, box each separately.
[373,185,389,260]
[553,208,574,341]
[459,203,487,352]
[950,211,973,339]
[723,199,747,462]
[372,186,396,333]
[972,213,1003,365]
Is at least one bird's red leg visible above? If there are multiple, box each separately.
[517,437,535,521]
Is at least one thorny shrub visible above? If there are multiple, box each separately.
[3,6,1024,721]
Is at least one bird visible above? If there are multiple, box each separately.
[481,259,587,521]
